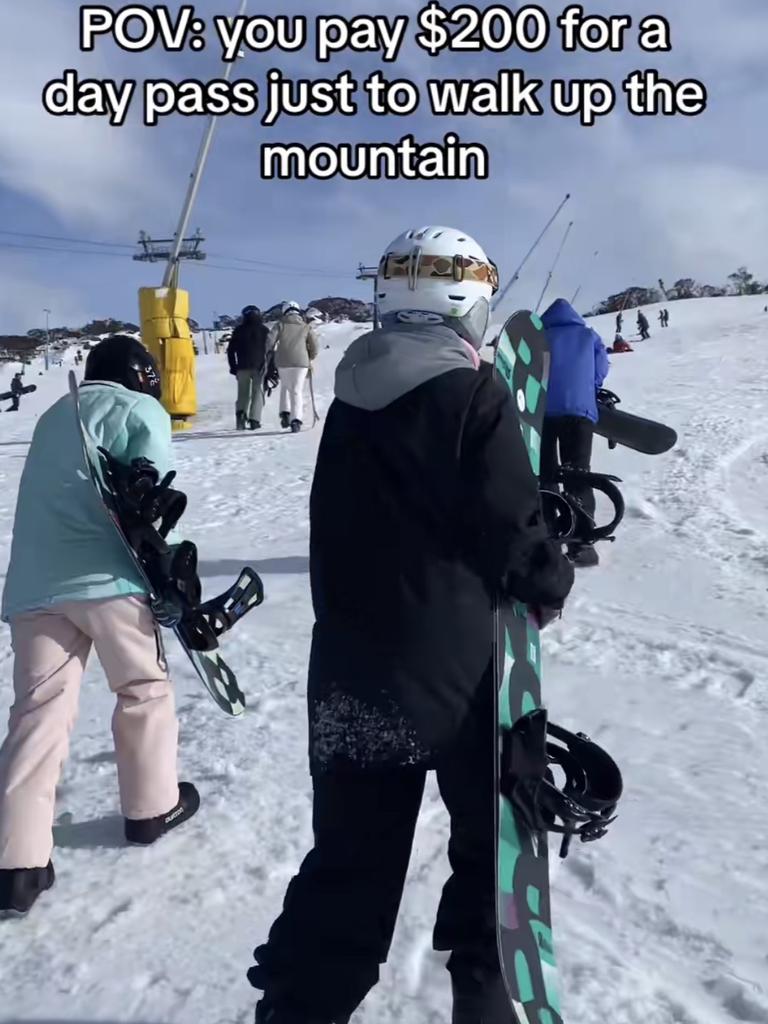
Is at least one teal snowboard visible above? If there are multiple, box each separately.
[493,311,562,1024]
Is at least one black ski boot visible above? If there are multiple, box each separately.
[280,412,291,430]
[236,411,247,431]
[124,782,200,845]
[290,419,302,433]
[451,970,515,1024]
[248,419,261,430]
[255,1002,349,1024]
[0,861,55,915]
[567,542,599,568]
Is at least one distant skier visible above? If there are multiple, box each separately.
[227,306,270,430]
[247,226,574,1024]
[637,310,651,340]
[8,373,24,412]
[0,336,199,916]
[616,310,623,333]
[268,301,319,432]
[663,309,670,327]
[540,298,611,568]
[658,310,665,328]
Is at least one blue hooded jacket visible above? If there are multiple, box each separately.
[541,299,609,423]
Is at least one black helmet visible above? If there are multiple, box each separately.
[242,305,261,319]
[85,335,161,400]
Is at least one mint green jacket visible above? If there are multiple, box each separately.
[2,382,173,621]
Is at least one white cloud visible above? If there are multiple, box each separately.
[0,2,174,228]
[0,265,91,334]
[621,162,768,279]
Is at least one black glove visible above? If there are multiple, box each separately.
[504,538,575,609]
[533,605,563,630]
[229,367,237,376]
[264,356,280,396]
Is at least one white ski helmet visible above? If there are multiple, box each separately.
[376,226,499,348]
[282,300,301,315]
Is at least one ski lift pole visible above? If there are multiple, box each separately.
[491,192,571,313]
[535,220,574,314]
[162,0,248,288]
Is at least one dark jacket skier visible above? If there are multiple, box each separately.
[248,227,575,1024]
[540,298,610,567]
[227,306,271,430]
[8,373,24,411]
[637,310,650,339]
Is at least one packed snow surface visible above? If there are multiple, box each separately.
[1,297,767,1024]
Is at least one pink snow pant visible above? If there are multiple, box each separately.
[0,595,179,869]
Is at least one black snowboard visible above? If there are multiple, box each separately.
[595,392,677,455]
[0,384,36,401]
[68,372,262,716]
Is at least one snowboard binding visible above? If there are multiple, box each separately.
[596,390,622,448]
[541,467,625,545]
[176,568,264,652]
[499,708,623,859]
[96,448,265,650]
[597,387,621,409]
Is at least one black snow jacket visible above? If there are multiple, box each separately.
[307,320,574,774]
[227,316,270,373]
[10,376,23,394]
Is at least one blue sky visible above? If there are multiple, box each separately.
[1,0,766,334]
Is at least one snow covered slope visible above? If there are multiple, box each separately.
[1,299,768,1024]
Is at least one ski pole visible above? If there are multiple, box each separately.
[491,192,571,313]
[534,220,574,314]
[308,368,320,426]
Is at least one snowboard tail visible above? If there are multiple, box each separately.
[596,391,677,455]
[493,312,563,1024]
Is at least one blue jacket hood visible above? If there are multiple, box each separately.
[542,299,585,330]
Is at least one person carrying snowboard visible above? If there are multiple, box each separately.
[228,306,270,430]
[8,372,24,412]
[0,336,199,916]
[268,302,319,432]
[540,298,610,568]
[637,309,650,340]
[247,226,575,1024]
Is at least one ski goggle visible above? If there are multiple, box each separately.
[379,250,499,294]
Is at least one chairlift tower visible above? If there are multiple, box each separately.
[134,229,207,277]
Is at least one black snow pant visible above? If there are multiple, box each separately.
[248,684,497,1022]
[541,415,596,527]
